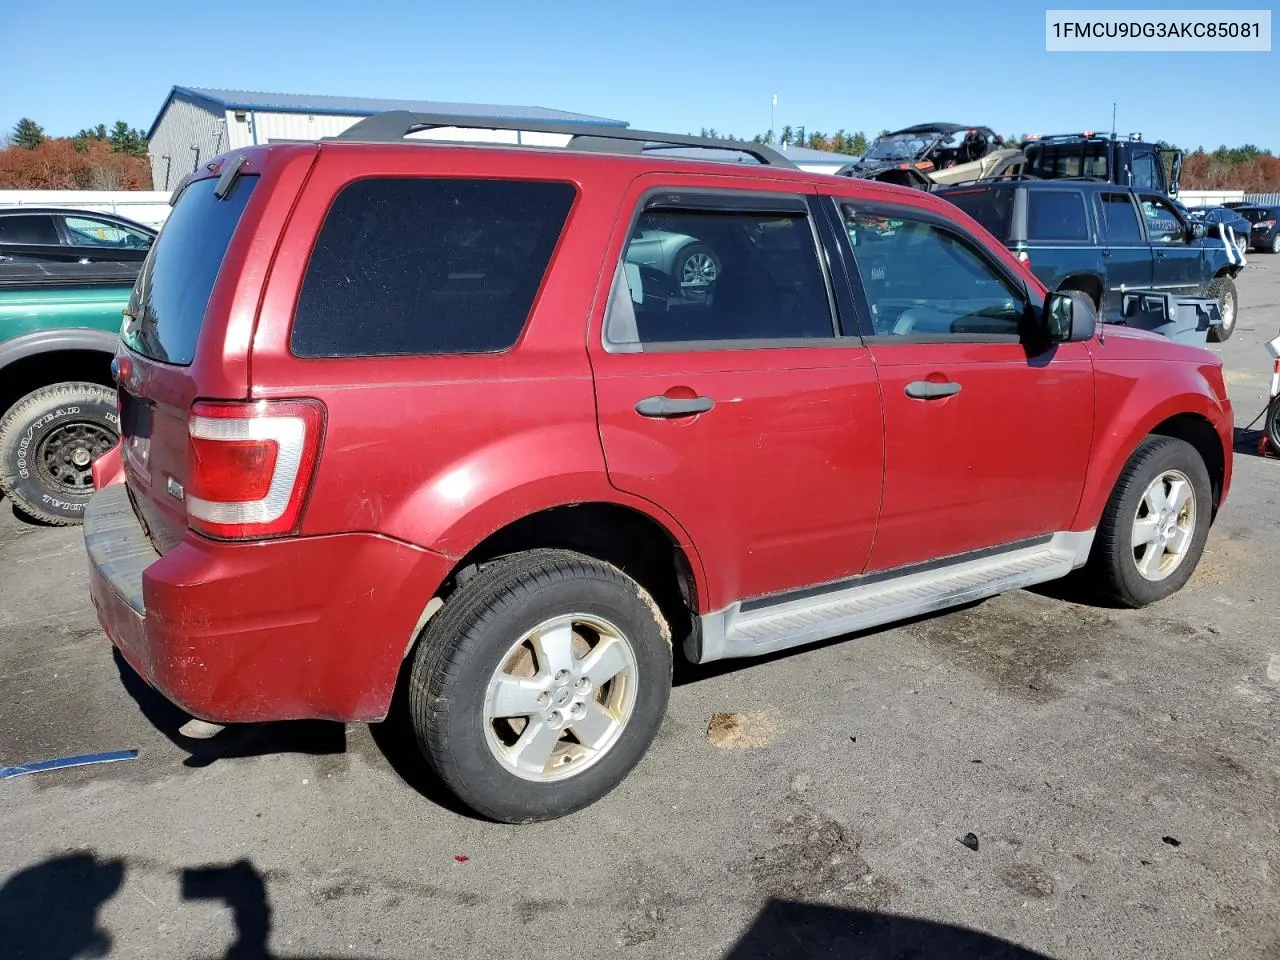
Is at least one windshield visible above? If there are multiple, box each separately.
[865,133,935,161]
[1238,207,1278,223]
[1025,141,1109,180]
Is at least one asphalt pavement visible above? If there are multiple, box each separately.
[1,257,1278,960]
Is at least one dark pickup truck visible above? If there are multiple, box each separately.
[934,180,1244,342]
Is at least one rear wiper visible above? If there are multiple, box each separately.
[214,155,248,200]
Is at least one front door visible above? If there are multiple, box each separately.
[1099,190,1153,321]
[830,197,1094,573]
[1139,193,1205,294]
[588,177,885,612]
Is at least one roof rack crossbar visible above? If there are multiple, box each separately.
[328,110,798,168]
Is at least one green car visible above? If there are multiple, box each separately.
[0,261,134,524]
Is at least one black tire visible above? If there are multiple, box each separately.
[0,382,119,525]
[672,243,719,300]
[1082,436,1213,608]
[1206,275,1237,343]
[408,549,673,823]
[1267,396,1280,456]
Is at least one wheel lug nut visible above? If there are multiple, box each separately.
[548,710,563,728]
[574,678,590,694]
[536,691,550,706]
[554,670,570,685]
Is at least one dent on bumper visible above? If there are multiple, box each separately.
[84,485,453,724]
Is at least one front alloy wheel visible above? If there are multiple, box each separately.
[1082,435,1212,607]
[1130,470,1196,582]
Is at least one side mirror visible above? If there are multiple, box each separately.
[1188,221,1206,240]
[1043,289,1097,343]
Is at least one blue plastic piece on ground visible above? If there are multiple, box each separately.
[0,749,139,780]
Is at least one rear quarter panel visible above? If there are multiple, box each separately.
[247,146,709,601]
[1074,332,1232,528]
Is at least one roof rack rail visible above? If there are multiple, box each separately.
[327,110,798,169]
[934,174,1045,188]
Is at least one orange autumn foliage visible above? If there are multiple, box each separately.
[0,138,151,190]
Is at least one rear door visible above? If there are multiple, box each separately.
[828,194,1094,573]
[0,213,64,263]
[117,171,263,553]
[588,174,885,611]
[1099,191,1152,320]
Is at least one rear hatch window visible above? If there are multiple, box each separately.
[122,174,257,365]
[938,187,1016,242]
[1239,207,1276,224]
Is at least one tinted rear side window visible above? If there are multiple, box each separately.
[123,175,257,365]
[1027,191,1089,241]
[0,215,59,244]
[938,188,1015,241]
[290,178,577,358]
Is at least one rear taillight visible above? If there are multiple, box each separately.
[185,399,325,540]
[1261,219,1276,230]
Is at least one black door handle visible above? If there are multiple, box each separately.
[635,395,715,418]
[904,380,961,400]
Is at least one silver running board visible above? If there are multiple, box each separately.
[694,531,1094,663]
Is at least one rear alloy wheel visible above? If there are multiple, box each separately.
[409,549,672,822]
[1271,234,1280,255]
[1207,275,1237,342]
[1083,436,1212,607]
[0,382,119,525]
[1267,396,1280,456]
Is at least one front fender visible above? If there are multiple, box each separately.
[1072,357,1231,531]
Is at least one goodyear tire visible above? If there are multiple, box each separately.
[0,382,119,525]
[1082,436,1213,608]
[1206,275,1237,343]
[408,549,672,823]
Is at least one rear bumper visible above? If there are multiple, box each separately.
[84,483,453,723]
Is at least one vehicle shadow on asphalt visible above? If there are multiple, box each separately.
[0,851,383,960]
[112,649,347,769]
[726,898,1056,959]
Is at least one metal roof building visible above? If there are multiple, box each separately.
[145,85,628,190]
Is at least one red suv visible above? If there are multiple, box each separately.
[84,113,1233,823]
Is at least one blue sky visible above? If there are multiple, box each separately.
[2,1,1276,152]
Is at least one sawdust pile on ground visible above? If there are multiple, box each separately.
[706,711,774,749]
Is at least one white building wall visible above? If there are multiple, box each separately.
[146,95,227,191]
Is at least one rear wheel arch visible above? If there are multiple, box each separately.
[1057,273,1103,309]
[407,501,705,663]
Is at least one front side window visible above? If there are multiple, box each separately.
[1140,195,1186,243]
[605,203,835,349]
[292,177,576,358]
[842,206,1025,338]
[1130,151,1159,191]
[62,216,152,248]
